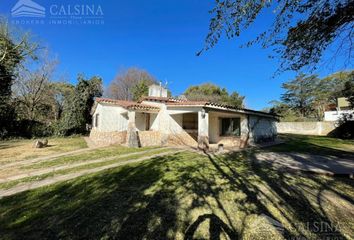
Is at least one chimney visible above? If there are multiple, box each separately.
[148,84,168,97]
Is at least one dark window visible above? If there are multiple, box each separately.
[220,118,240,136]
[183,113,198,130]
[95,114,99,128]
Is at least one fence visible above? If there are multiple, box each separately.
[276,122,336,136]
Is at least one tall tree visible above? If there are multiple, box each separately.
[184,83,244,108]
[12,57,57,121]
[341,78,354,107]
[201,0,354,72]
[271,70,353,121]
[108,67,157,101]
[0,19,38,135]
[50,82,74,121]
[59,75,102,135]
[281,73,318,118]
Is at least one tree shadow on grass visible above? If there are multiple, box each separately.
[217,150,350,239]
[184,214,238,240]
[0,154,183,240]
[0,150,352,239]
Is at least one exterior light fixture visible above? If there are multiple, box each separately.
[201,109,206,119]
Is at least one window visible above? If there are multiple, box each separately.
[183,113,198,130]
[220,118,240,136]
[95,114,99,128]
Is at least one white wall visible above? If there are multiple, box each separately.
[249,116,277,142]
[208,111,246,143]
[324,110,353,121]
[276,122,335,136]
[92,103,128,132]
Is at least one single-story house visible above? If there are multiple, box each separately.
[90,85,278,149]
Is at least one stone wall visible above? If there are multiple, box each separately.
[167,132,198,148]
[137,131,162,147]
[216,137,241,148]
[276,121,336,136]
[89,129,127,147]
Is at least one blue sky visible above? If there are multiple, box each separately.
[0,0,350,110]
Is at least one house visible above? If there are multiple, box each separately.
[324,97,353,121]
[90,84,278,149]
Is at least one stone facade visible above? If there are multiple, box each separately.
[137,131,162,147]
[216,136,241,148]
[167,132,198,148]
[89,129,127,147]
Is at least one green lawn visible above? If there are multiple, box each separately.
[0,149,353,239]
[267,134,354,156]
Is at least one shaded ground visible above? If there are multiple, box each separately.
[254,152,354,175]
[0,150,353,239]
[0,137,88,164]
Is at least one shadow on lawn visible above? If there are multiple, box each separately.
[0,151,352,239]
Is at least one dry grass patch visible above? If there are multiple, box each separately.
[0,136,87,164]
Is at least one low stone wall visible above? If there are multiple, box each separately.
[215,137,241,148]
[167,132,198,148]
[137,131,162,147]
[276,122,336,136]
[89,129,127,147]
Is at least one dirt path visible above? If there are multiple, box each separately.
[0,148,171,183]
[0,149,184,198]
[1,147,96,169]
[253,152,354,176]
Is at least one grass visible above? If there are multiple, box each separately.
[0,147,172,190]
[0,136,88,164]
[0,150,353,240]
[267,134,354,156]
[23,145,159,169]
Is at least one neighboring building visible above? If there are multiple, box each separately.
[324,97,353,122]
[90,85,278,149]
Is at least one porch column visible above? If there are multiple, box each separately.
[127,111,140,147]
[198,109,209,150]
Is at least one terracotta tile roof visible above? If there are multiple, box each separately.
[140,96,187,103]
[95,98,160,110]
[96,97,277,117]
[166,100,278,117]
[165,100,209,106]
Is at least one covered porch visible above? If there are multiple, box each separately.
[167,106,248,150]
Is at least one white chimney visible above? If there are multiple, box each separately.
[148,84,168,97]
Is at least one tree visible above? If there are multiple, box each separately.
[0,19,38,136]
[50,82,74,121]
[12,57,57,121]
[131,80,151,101]
[59,75,103,135]
[108,67,157,101]
[201,0,354,72]
[184,83,244,108]
[342,78,354,107]
[271,71,353,121]
[281,73,318,118]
